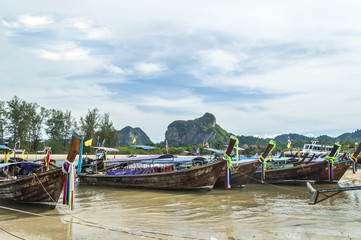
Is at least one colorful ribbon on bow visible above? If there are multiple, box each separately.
[73,132,84,173]
[258,156,266,183]
[4,152,9,173]
[62,159,75,210]
[222,153,232,189]
[351,155,358,174]
[231,136,239,165]
[326,156,335,182]
[45,148,51,171]
[257,140,276,184]
[325,143,341,182]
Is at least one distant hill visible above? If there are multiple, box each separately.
[163,113,361,148]
[336,129,361,143]
[165,113,230,147]
[117,126,152,146]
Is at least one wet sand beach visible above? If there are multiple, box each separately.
[1,162,361,239]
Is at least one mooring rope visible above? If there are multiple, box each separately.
[0,225,26,240]
[0,173,203,240]
[34,173,57,204]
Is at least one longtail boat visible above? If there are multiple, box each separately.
[0,131,83,208]
[77,138,237,190]
[317,142,361,183]
[77,156,226,190]
[252,160,327,184]
[215,140,276,187]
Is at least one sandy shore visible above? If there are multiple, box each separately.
[340,169,361,184]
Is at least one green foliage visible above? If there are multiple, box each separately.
[80,108,99,142]
[44,108,75,152]
[0,101,6,144]
[97,113,119,147]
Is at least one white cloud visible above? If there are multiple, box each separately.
[137,94,205,111]
[2,1,361,142]
[70,18,112,40]
[2,19,19,28]
[196,49,246,74]
[19,15,54,27]
[2,15,54,30]
[25,42,91,61]
[134,62,167,74]
[104,64,126,74]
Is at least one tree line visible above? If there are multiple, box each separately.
[0,96,119,153]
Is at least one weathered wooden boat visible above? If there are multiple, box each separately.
[77,138,237,190]
[253,160,328,184]
[315,141,361,183]
[317,160,352,182]
[77,155,225,190]
[0,131,83,207]
[214,159,260,187]
[215,140,276,187]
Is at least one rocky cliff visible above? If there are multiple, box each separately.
[165,113,230,147]
[117,126,152,146]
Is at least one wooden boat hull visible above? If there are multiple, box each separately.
[215,160,260,187]
[0,168,64,206]
[78,160,225,190]
[253,161,328,184]
[317,160,352,183]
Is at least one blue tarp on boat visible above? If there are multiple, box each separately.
[0,162,18,168]
[91,146,119,152]
[104,154,175,163]
[205,148,225,154]
[0,145,10,150]
[130,145,156,150]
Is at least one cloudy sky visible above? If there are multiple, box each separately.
[1,0,361,143]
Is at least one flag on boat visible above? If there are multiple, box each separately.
[166,140,169,153]
[205,141,209,148]
[195,148,199,155]
[39,139,45,143]
[132,137,136,144]
[287,136,291,148]
[15,138,20,148]
[102,139,105,146]
[84,139,93,147]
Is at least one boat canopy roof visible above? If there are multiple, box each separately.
[141,156,206,164]
[224,145,245,151]
[205,148,224,154]
[130,145,156,150]
[104,154,175,163]
[12,149,25,153]
[0,162,42,169]
[0,145,10,150]
[0,162,18,168]
[91,146,119,152]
